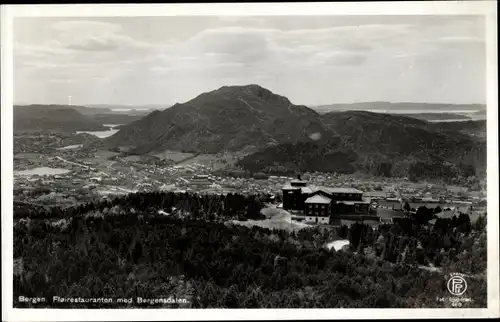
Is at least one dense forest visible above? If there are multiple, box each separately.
[238,141,358,175]
[14,191,269,221]
[238,110,485,182]
[13,191,487,308]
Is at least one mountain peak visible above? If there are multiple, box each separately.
[217,84,266,91]
[207,84,291,106]
[104,84,330,154]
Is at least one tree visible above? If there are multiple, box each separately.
[253,172,268,180]
[223,284,241,308]
[414,206,433,225]
[243,286,264,308]
[403,202,411,213]
[246,197,263,219]
[474,214,487,231]
[14,188,488,309]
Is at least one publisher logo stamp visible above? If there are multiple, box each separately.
[437,273,473,307]
[447,275,467,296]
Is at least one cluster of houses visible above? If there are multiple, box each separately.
[174,174,277,196]
[282,176,373,225]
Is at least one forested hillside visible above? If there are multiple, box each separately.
[14,105,107,132]
[14,191,487,308]
[14,105,143,132]
[239,111,486,182]
[432,120,487,139]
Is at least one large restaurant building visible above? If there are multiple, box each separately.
[282,177,371,224]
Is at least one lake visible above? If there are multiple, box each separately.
[76,124,123,138]
[57,144,83,150]
[76,129,118,138]
[14,167,70,176]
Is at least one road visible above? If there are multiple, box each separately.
[54,156,111,177]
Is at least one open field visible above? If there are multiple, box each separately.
[15,152,44,159]
[93,149,120,161]
[229,207,314,232]
[176,153,240,170]
[153,150,197,162]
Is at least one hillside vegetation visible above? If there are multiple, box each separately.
[432,120,486,138]
[14,105,143,132]
[240,110,486,182]
[14,105,107,132]
[397,113,471,121]
[14,191,487,308]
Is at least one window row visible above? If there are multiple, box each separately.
[308,204,328,209]
[332,193,361,197]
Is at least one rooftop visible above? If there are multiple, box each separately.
[282,183,364,194]
[301,187,313,194]
[364,191,387,197]
[332,199,371,205]
[305,194,332,204]
[314,186,363,194]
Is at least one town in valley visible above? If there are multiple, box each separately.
[14,130,486,227]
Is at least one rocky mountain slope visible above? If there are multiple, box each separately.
[104,84,338,154]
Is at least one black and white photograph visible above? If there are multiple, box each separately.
[1,2,499,321]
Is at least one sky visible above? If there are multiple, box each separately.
[13,15,487,106]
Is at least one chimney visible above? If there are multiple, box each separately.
[297,174,302,181]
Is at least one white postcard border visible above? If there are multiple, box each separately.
[2,2,499,321]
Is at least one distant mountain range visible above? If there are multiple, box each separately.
[399,113,471,121]
[87,104,168,113]
[14,105,107,132]
[102,85,486,181]
[311,101,486,115]
[14,105,143,132]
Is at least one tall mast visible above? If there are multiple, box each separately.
[67,79,72,106]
